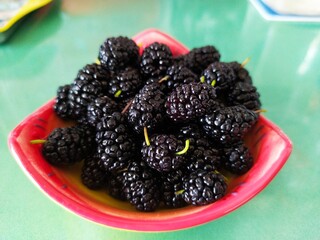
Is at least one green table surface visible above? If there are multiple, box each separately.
[1,0,320,239]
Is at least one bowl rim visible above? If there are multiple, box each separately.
[8,28,293,232]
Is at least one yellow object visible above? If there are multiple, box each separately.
[0,0,52,33]
[175,139,190,155]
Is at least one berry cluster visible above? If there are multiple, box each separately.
[39,36,262,211]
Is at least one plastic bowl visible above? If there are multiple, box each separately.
[8,29,292,232]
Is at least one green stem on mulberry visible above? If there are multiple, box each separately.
[30,139,46,144]
[175,189,185,195]
[158,75,169,83]
[175,139,190,155]
[95,59,101,65]
[211,80,216,87]
[200,76,205,83]
[144,127,151,146]
[114,90,122,98]
[255,109,267,114]
[240,57,250,68]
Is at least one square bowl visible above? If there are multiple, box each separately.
[8,29,292,232]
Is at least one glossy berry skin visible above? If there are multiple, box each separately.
[165,82,219,122]
[226,82,261,111]
[95,112,135,172]
[68,78,104,123]
[108,172,127,201]
[86,96,119,127]
[165,64,197,92]
[141,134,186,173]
[54,63,110,123]
[140,42,173,78]
[53,84,71,120]
[81,154,108,190]
[98,36,139,71]
[108,67,143,100]
[228,61,253,84]
[200,105,258,145]
[67,63,111,123]
[128,82,166,133]
[42,125,95,166]
[222,142,253,175]
[202,61,237,92]
[162,169,187,208]
[122,161,161,212]
[177,124,222,171]
[182,169,227,206]
[184,46,221,75]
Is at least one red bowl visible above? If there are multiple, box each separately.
[8,29,292,232]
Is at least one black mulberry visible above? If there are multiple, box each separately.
[200,105,258,145]
[81,154,108,189]
[108,67,143,100]
[96,112,136,172]
[184,46,221,75]
[182,169,227,206]
[222,142,253,175]
[53,84,72,120]
[42,125,95,166]
[98,36,139,71]
[202,61,237,93]
[128,82,166,133]
[162,170,187,208]
[165,82,220,122]
[86,96,119,127]
[226,82,261,111]
[141,134,187,172]
[122,161,161,211]
[140,42,173,78]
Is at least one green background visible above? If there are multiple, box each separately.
[1,0,320,239]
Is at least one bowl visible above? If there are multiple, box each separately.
[8,29,293,232]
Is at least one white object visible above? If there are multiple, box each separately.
[250,0,320,22]
[263,0,320,16]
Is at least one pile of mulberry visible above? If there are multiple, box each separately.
[39,35,263,212]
